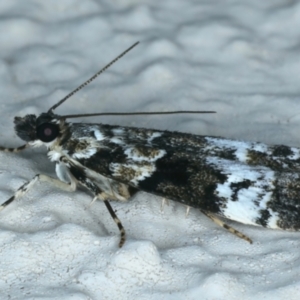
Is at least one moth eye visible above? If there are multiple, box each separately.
[36,123,59,142]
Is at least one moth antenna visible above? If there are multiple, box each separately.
[60,110,216,119]
[48,41,139,114]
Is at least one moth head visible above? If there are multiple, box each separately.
[14,112,61,143]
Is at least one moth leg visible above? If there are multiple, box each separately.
[0,174,76,211]
[69,172,126,248]
[61,157,128,247]
[200,210,253,244]
[160,197,170,212]
[185,206,191,218]
[103,199,126,248]
[89,197,98,207]
[0,144,29,153]
[90,193,125,248]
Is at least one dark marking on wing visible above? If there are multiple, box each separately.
[255,209,271,227]
[78,146,127,176]
[230,180,252,201]
[272,145,293,157]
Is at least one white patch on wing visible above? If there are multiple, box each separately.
[205,137,252,162]
[252,143,268,153]
[110,163,156,185]
[205,137,274,163]
[206,156,279,227]
[234,147,249,162]
[147,132,162,143]
[112,128,125,135]
[264,213,280,228]
[288,147,300,160]
[72,147,97,159]
[124,147,166,162]
[222,198,279,228]
[205,137,251,150]
[93,128,105,141]
[110,137,124,145]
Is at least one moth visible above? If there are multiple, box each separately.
[1,42,299,247]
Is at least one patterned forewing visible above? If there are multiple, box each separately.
[61,122,300,230]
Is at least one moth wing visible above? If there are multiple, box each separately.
[62,123,300,230]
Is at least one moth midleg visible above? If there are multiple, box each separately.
[0,174,76,211]
[185,206,191,217]
[87,190,126,248]
[200,210,253,244]
[67,163,126,247]
[160,198,170,212]
[103,199,126,248]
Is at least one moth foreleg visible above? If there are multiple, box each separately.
[200,210,253,244]
[0,144,29,153]
[0,174,76,211]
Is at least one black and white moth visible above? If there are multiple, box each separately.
[1,42,299,247]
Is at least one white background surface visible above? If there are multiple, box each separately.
[0,1,300,299]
